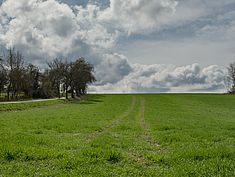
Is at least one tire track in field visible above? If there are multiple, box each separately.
[126,97,160,166]
[86,96,137,142]
[140,97,160,147]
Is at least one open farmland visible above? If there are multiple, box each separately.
[0,94,235,176]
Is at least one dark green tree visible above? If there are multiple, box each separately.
[70,58,96,97]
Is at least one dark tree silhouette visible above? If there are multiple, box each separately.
[23,64,41,98]
[47,57,96,99]
[48,59,65,98]
[227,62,235,94]
[0,48,95,101]
[0,58,8,97]
[70,58,96,97]
[5,48,25,100]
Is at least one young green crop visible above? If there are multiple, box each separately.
[0,99,64,112]
[0,94,234,176]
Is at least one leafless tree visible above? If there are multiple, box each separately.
[23,64,41,98]
[227,62,235,94]
[47,57,96,99]
[0,58,8,98]
[48,58,65,98]
[5,48,25,100]
[70,58,96,97]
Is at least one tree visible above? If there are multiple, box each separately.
[1,50,96,100]
[22,64,41,98]
[0,58,8,97]
[48,59,65,98]
[47,57,96,99]
[5,48,25,100]
[61,60,72,99]
[40,70,55,98]
[227,62,235,94]
[70,58,96,97]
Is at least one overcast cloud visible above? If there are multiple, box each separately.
[0,0,234,92]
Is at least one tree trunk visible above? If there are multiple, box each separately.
[65,84,68,99]
[76,89,80,97]
[7,88,10,100]
[57,85,60,98]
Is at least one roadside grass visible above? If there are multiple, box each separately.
[0,94,235,176]
[0,99,65,112]
[0,92,25,101]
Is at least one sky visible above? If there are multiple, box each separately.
[0,0,235,93]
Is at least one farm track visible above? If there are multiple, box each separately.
[127,97,161,165]
[140,97,160,147]
[86,96,137,142]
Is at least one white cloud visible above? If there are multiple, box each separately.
[0,0,119,60]
[99,0,178,34]
[90,63,226,93]
[0,0,78,58]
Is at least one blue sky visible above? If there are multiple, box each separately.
[0,0,235,92]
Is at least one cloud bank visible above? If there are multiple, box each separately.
[90,63,226,93]
[0,0,229,92]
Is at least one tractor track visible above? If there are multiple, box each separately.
[140,97,159,147]
[86,96,137,143]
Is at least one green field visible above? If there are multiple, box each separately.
[0,94,235,176]
[0,99,64,112]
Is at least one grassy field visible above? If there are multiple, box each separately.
[0,94,235,176]
[0,99,64,112]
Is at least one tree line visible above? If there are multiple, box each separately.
[0,48,95,101]
[1,48,235,100]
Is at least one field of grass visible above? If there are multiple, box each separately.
[0,99,64,112]
[0,94,235,176]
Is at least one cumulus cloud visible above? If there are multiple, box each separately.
[95,53,132,84]
[0,0,178,58]
[99,0,178,33]
[90,63,226,93]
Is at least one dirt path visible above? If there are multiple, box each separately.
[140,97,148,129]
[126,97,160,166]
[86,96,137,142]
[140,97,159,147]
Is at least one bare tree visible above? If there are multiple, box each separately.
[22,64,41,98]
[227,62,235,94]
[0,58,8,98]
[5,48,25,100]
[40,70,55,98]
[70,58,96,97]
[1,50,96,100]
[61,60,72,99]
[46,57,95,99]
[48,58,65,98]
